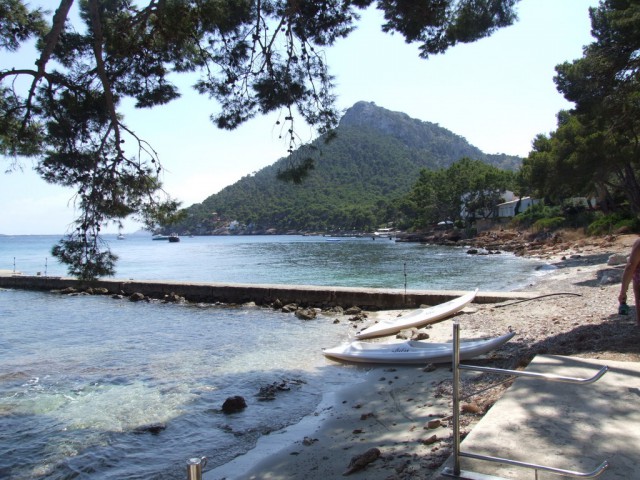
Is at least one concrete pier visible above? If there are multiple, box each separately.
[0,273,537,309]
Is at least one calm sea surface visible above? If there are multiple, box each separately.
[1,233,546,290]
[0,234,548,479]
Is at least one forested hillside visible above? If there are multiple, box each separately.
[171,102,521,234]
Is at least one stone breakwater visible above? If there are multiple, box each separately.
[0,273,534,309]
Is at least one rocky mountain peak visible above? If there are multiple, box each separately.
[339,101,481,157]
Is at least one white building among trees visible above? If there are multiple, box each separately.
[497,196,539,217]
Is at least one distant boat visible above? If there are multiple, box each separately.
[323,332,515,365]
[117,233,125,240]
[168,234,180,243]
[372,228,395,239]
[152,234,169,241]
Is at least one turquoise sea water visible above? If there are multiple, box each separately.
[0,234,548,479]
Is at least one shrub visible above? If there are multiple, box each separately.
[511,203,563,228]
[533,217,565,231]
[587,213,639,235]
[562,208,596,229]
[615,218,640,232]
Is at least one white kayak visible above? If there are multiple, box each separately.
[323,331,515,365]
[355,289,478,340]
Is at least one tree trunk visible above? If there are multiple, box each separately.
[593,182,615,214]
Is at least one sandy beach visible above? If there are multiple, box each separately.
[207,232,640,480]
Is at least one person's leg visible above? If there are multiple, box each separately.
[633,279,640,325]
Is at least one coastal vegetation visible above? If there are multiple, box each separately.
[407,157,515,230]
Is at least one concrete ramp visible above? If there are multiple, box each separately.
[441,355,640,479]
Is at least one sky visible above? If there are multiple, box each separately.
[1,0,599,235]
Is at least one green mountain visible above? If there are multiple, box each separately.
[172,101,522,234]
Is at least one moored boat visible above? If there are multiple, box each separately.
[355,289,478,339]
[372,228,395,239]
[323,331,515,365]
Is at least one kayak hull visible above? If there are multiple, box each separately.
[323,331,515,365]
[355,289,478,340]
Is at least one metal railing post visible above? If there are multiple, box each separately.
[187,456,207,480]
[452,321,461,476]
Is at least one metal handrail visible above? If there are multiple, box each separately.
[457,452,609,478]
[458,363,609,384]
[446,322,609,479]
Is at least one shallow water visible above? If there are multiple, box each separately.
[0,289,359,479]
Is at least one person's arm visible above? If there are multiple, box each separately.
[619,239,640,303]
